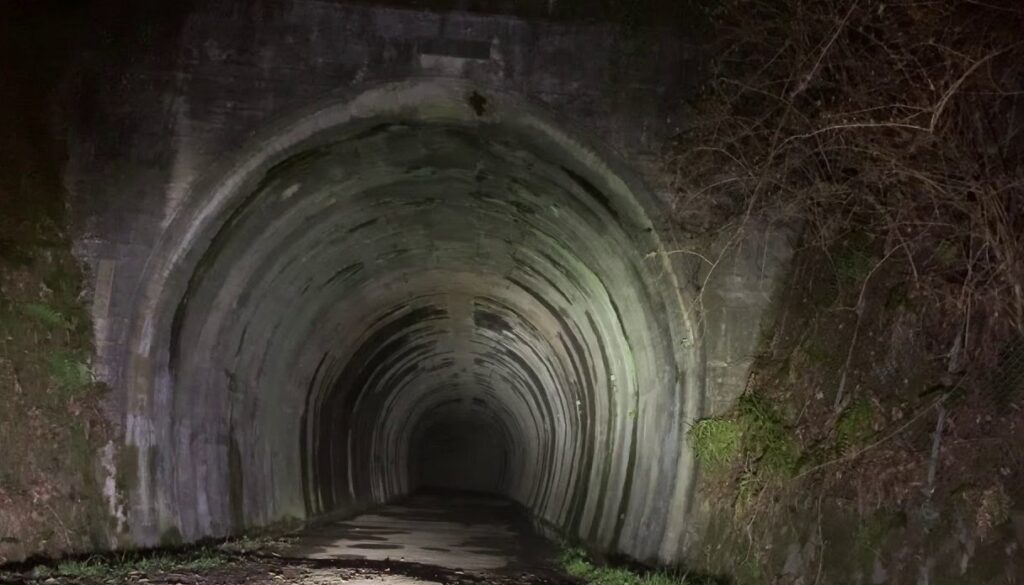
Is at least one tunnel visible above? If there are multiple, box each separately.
[120,81,699,559]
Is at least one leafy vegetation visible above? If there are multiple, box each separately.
[20,302,69,329]
[30,548,233,580]
[688,418,741,468]
[688,393,801,479]
[834,399,874,455]
[737,394,801,478]
[559,546,704,585]
[47,349,93,393]
[674,0,1024,581]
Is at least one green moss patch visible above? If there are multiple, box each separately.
[689,393,802,479]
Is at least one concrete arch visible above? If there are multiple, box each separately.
[118,79,701,561]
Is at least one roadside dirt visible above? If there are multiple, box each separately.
[0,556,577,585]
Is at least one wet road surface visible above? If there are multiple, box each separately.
[282,492,560,579]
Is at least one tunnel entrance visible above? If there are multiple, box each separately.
[122,81,697,559]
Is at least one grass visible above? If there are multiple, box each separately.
[31,548,232,580]
[49,560,108,580]
[688,418,742,468]
[15,530,297,581]
[688,393,804,516]
[689,394,802,480]
[558,545,712,585]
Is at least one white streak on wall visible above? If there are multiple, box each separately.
[91,259,116,382]
[101,441,127,535]
[163,94,198,227]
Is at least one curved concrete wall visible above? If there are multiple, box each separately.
[60,1,796,565]
[122,81,698,559]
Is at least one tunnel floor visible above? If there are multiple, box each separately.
[282,492,562,577]
[3,494,575,585]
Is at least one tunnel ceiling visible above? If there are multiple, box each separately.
[125,82,695,558]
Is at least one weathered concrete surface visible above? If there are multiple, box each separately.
[286,493,557,575]
[48,0,797,568]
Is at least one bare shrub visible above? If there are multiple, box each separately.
[672,0,1024,370]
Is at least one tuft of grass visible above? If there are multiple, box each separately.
[560,545,595,578]
[54,559,109,580]
[558,545,700,585]
[688,418,742,468]
[592,567,640,585]
[47,350,92,392]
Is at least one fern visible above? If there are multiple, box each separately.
[21,302,68,329]
[835,399,874,455]
[47,350,92,392]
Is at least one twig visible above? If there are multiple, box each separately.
[778,122,929,149]
[44,503,72,549]
[929,43,1023,132]
[644,248,713,265]
[790,0,859,99]
[923,404,947,499]
[813,490,825,585]
[832,242,906,411]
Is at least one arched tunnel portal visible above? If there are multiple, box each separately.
[121,81,700,561]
